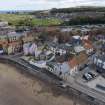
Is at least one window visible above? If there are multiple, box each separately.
[97,59,102,67]
[103,62,105,69]
[59,71,62,76]
[94,58,97,64]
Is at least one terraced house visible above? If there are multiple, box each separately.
[0,35,8,53]
[0,32,24,54]
[7,32,23,54]
[68,52,88,75]
[93,55,105,73]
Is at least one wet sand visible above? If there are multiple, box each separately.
[0,63,75,105]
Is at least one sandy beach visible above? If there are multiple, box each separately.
[0,63,76,105]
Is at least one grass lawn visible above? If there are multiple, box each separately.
[31,18,62,26]
[0,14,62,26]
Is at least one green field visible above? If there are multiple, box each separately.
[0,14,62,26]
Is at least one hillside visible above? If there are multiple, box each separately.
[50,6,105,13]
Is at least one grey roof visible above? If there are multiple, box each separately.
[95,55,105,62]
[47,42,58,48]
[58,44,73,50]
[47,42,73,51]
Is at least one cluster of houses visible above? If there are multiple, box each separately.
[47,35,94,56]
[54,12,105,22]
[0,22,23,54]
[45,38,90,80]
[92,42,105,73]
[0,21,42,55]
[45,35,105,80]
[22,27,105,81]
[0,21,104,81]
[35,10,105,22]
[0,21,37,55]
[22,32,95,80]
[92,55,105,73]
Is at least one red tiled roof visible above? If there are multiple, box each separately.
[84,42,93,49]
[68,52,88,69]
[8,41,21,46]
[76,52,88,65]
[68,57,78,69]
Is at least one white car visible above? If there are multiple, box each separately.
[0,50,3,54]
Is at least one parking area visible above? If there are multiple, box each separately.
[76,66,98,83]
[76,66,105,95]
[87,76,105,93]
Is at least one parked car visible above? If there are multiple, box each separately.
[96,84,105,91]
[0,49,3,54]
[82,72,93,81]
[88,72,96,78]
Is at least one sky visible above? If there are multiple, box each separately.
[0,0,105,11]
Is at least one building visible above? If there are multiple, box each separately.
[7,41,22,54]
[68,57,78,75]
[83,42,94,55]
[76,52,88,69]
[0,21,23,54]
[47,42,74,56]
[23,42,41,57]
[92,55,105,72]
[7,32,23,54]
[74,45,85,53]
[22,33,35,43]
[68,35,82,47]
[96,35,105,43]
[0,35,8,53]
[81,35,89,40]
[0,21,15,35]
[68,52,88,74]
[23,43,30,55]
[100,43,105,55]
[0,33,23,54]
[47,42,57,54]
[47,62,70,80]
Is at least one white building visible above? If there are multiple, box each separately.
[23,43,40,57]
[93,55,105,71]
[74,45,85,53]
[47,62,70,80]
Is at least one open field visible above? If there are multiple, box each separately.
[0,14,62,26]
[0,63,75,105]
